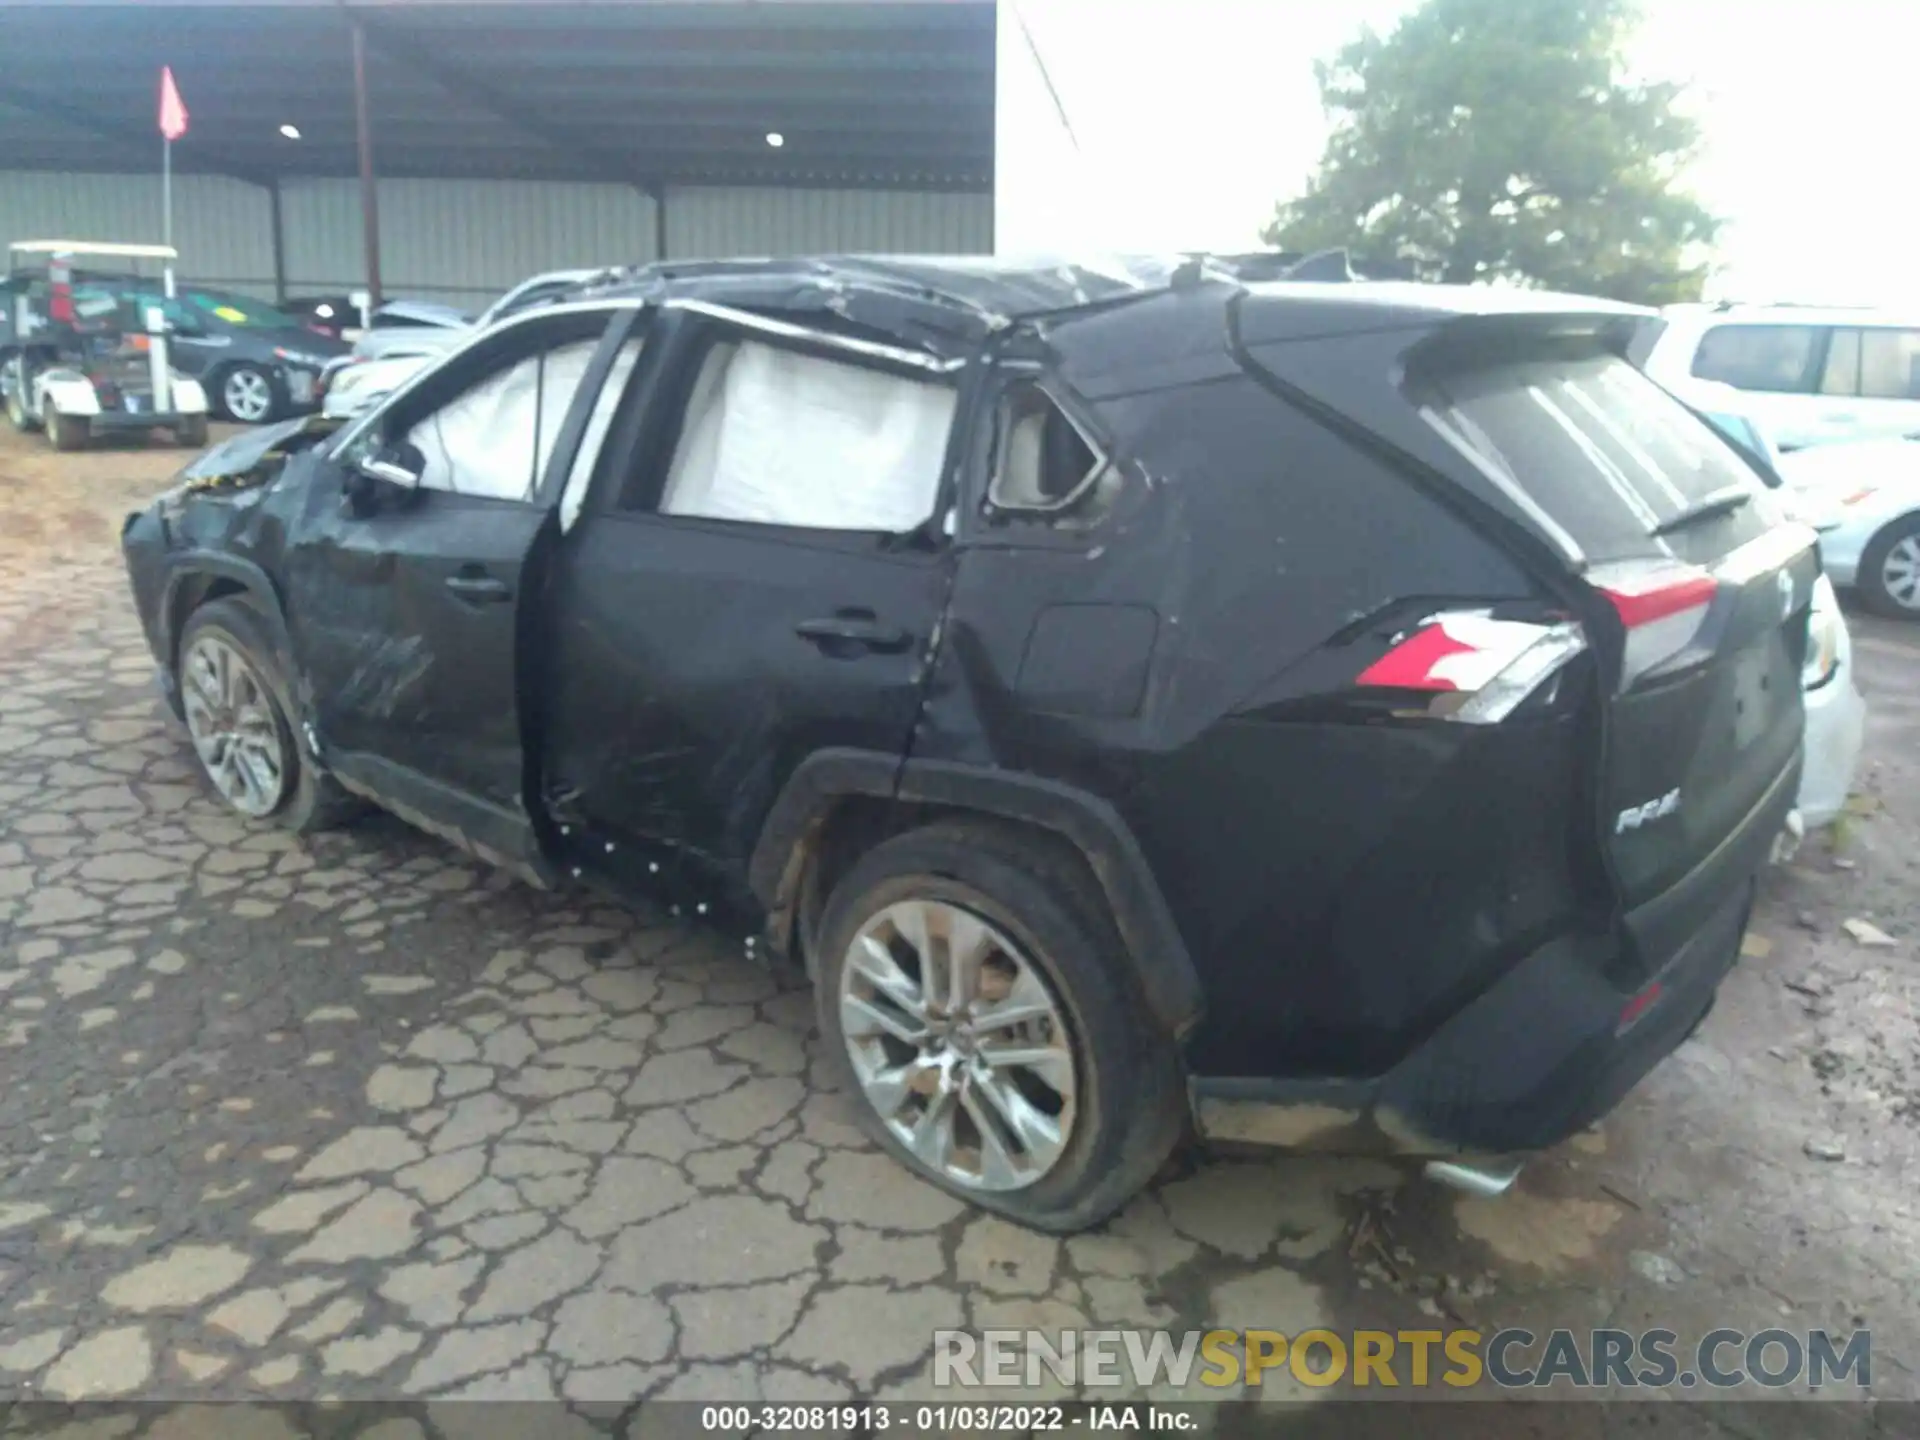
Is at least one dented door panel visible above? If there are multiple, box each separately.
[534,304,962,909]
[539,515,950,902]
[278,474,546,814]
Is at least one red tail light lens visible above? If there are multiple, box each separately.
[1590,560,1720,689]
[1355,611,1588,725]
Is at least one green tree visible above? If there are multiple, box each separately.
[1265,0,1719,305]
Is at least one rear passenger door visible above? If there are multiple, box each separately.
[1817,326,1920,444]
[537,304,964,907]
[1686,322,1834,449]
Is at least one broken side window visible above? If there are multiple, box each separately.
[406,337,599,503]
[988,383,1116,519]
[657,338,956,533]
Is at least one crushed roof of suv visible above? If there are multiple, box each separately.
[540,251,1654,357]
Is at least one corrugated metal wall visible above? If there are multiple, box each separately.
[1,171,991,309]
[661,187,992,259]
[279,177,658,310]
[0,171,276,296]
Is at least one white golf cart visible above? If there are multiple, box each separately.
[1,240,211,450]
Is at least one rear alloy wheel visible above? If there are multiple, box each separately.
[838,898,1078,1193]
[1858,515,1920,620]
[814,819,1187,1233]
[219,364,278,424]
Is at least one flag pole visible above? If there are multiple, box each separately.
[162,136,175,299]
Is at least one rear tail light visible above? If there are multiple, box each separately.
[1589,560,1720,690]
[1355,556,1755,719]
[1355,611,1588,725]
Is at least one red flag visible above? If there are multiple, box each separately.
[158,66,189,141]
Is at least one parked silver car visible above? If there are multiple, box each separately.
[321,269,618,418]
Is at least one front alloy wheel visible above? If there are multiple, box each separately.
[838,898,1077,1193]
[181,633,289,817]
[1859,515,1920,620]
[1878,532,1920,613]
[221,366,275,423]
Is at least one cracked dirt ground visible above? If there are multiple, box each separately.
[0,425,1917,1426]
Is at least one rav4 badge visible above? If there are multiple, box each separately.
[1616,788,1682,834]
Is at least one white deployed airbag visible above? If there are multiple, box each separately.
[661,339,956,532]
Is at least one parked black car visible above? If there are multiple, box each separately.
[55,275,347,422]
[120,257,1814,1231]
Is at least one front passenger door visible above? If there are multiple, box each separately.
[280,307,639,875]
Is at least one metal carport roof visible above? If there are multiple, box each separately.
[0,0,995,193]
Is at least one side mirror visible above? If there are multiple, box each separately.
[344,439,424,514]
[358,439,424,490]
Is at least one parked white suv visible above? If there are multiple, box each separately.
[1632,304,1920,452]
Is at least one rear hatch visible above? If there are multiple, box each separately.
[1237,301,1816,969]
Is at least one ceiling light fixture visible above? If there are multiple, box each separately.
[765,131,785,148]
[279,123,301,140]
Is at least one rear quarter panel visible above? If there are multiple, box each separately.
[917,368,1592,1078]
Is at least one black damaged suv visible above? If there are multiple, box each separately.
[122,257,1813,1231]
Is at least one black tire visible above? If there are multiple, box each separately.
[176,597,360,834]
[214,362,283,424]
[47,407,87,451]
[813,817,1188,1233]
[172,413,209,448]
[1856,513,1920,621]
[4,357,40,432]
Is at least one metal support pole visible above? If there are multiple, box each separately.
[268,178,288,304]
[651,184,668,262]
[351,19,383,309]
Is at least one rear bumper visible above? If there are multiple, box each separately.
[87,410,197,432]
[1192,758,1795,1159]
[1799,669,1866,829]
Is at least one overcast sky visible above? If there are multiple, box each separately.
[998,0,1919,310]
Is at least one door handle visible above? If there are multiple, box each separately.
[445,574,513,604]
[795,614,913,655]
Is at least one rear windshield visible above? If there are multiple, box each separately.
[1413,352,1775,564]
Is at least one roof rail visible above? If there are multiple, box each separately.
[1206,247,1419,283]
[9,240,178,260]
[1709,298,1886,313]
[1279,247,1360,282]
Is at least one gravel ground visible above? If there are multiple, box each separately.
[0,423,1915,1432]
